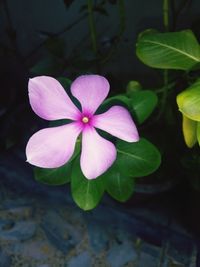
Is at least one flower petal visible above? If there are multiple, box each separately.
[71,75,109,114]
[93,106,139,142]
[81,127,116,179]
[29,76,80,121]
[26,123,81,168]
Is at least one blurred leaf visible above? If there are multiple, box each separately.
[71,158,104,210]
[197,122,200,146]
[34,161,72,185]
[136,30,200,70]
[80,4,108,15]
[189,174,200,192]
[107,0,117,4]
[126,80,142,97]
[116,138,161,178]
[130,90,158,124]
[30,56,64,76]
[93,6,108,16]
[45,37,65,58]
[63,0,74,8]
[177,79,200,121]
[182,115,197,148]
[57,77,72,91]
[79,4,87,13]
[72,57,96,71]
[103,168,134,202]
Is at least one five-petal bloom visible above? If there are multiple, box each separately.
[26,75,139,179]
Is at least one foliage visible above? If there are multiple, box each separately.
[136,30,200,70]
[32,0,200,209]
[135,4,200,192]
[35,77,161,210]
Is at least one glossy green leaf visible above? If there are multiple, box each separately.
[99,95,131,114]
[182,115,197,148]
[102,94,131,108]
[71,159,104,210]
[136,30,200,70]
[130,90,158,124]
[177,80,200,121]
[103,168,134,202]
[116,138,161,178]
[34,161,72,185]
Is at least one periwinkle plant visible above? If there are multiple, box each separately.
[26,0,200,210]
[26,75,161,210]
[135,1,200,192]
[26,74,139,179]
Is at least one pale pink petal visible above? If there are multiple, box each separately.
[93,106,139,142]
[26,122,81,168]
[29,76,80,121]
[71,75,109,114]
[81,127,116,179]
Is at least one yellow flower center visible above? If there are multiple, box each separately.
[82,116,89,123]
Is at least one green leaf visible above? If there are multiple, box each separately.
[102,94,131,108]
[63,0,74,8]
[182,115,197,148]
[130,90,158,124]
[57,77,72,91]
[196,122,200,146]
[116,138,161,177]
[45,37,65,58]
[126,80,142,97]
[103,168,134,202]
[93,6,108,16]
[49,119,71,127]
[136,30,200,70]
[71,159,104,210]
[30,56,64,76]
[99,94,131,114]
[177,80,200,121]
[34,162,72,185]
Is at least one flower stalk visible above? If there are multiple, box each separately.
[158,0,170,119]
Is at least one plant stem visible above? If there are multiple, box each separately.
[155,81,176,93]
[163,0,169,88]
[24,14,87,64]
[87,0,98,56]
[171,0,192,30]
[161,69,169,106]
[101,0,125,65]
[163,0,169,31]
[158,0,170,119]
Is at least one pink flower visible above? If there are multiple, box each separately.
[26,75,139,179]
